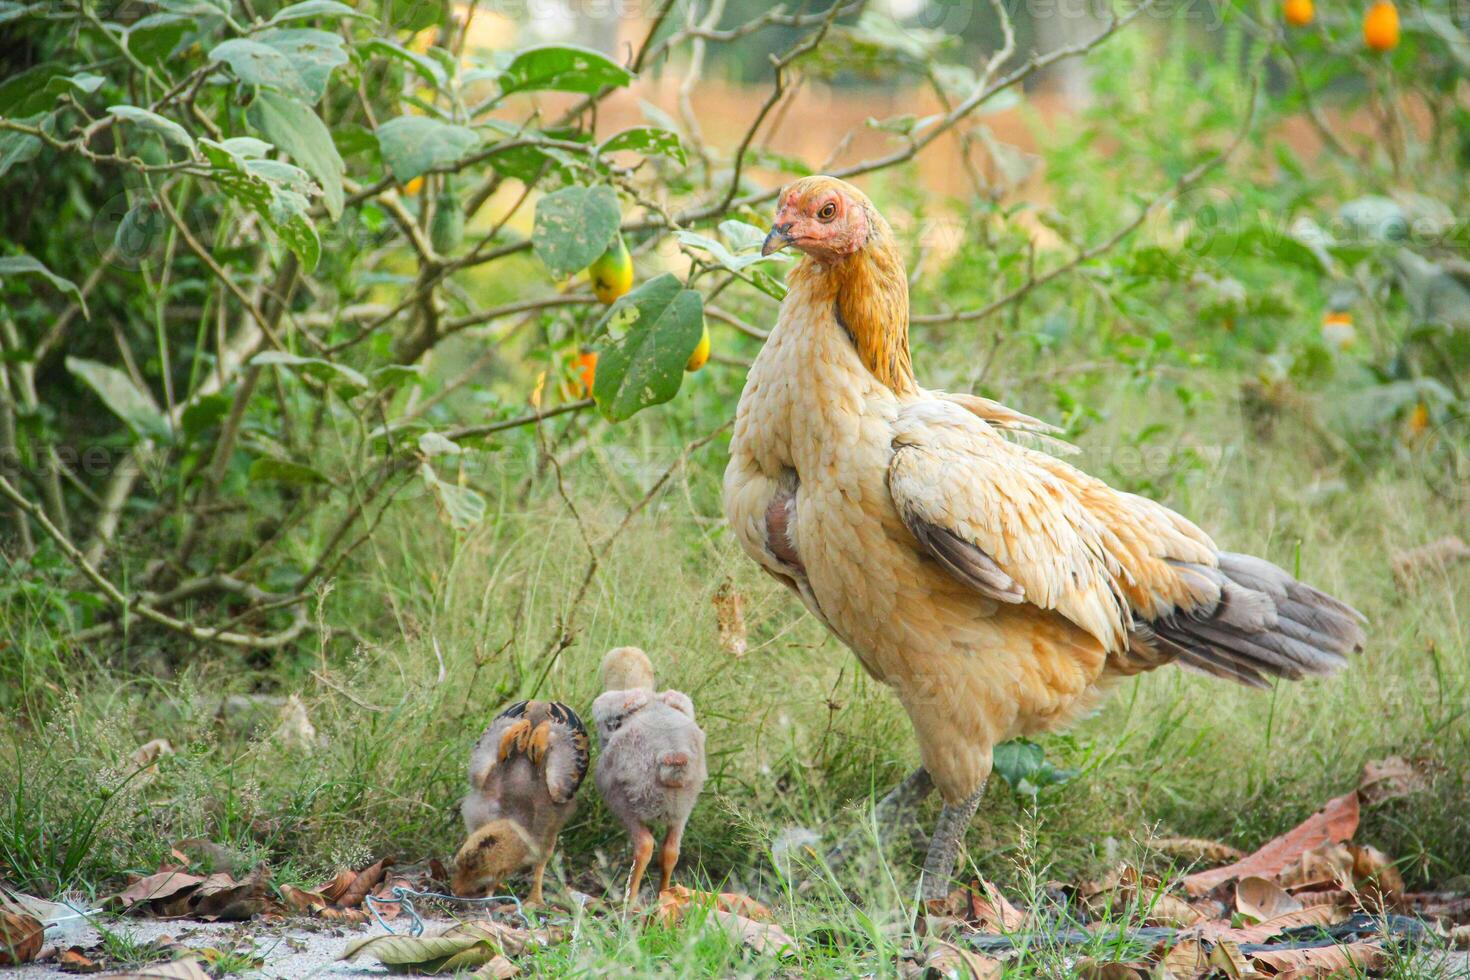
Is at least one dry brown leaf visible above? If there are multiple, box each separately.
[315,868,357,905]
[1449,925,1470,950]
[655,886,773,926]
[971,879,1025,931]
[0,909,43,966]
[278,884,329,914]
[471,954,521,979]
[925,939,1003,979]
[1357,755,1429,805]
[711,908,798,957]
[1249,940,1384,977]
[337,857,392,909]
[111,871,205,913]
[1159,938,1209,978]
[1349,844,1405,911]
[1149,836,1248,865]
[1236,876,1303,922]
[1294,888,1355,909]
[129,738,174,776]
[712,580,747,657]
[316,906,369,924]
[104,957,211,979]
[1181,792,1359,896]
[1279,842,1355,892]
[57,946,101,973]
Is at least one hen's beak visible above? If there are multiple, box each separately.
[761,223,793,256]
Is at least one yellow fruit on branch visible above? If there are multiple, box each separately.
[1284,0,1313,26]
[686,322,711,373]
[403,175,424,196]
[588,235,633,305]
[1363,0,1399,51]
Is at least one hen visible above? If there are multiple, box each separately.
[453,699,589,904]
[724,175,1365,901]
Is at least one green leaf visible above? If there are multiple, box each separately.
[417,431,462,457]
[107,105,194,152]
[125,14,192,66]
[370,363,425,389]
[249,456,329,485]
[0,115,45,180]
[532,184,620,279]
[45,72,106,95]
[65,357,167,440]
[598,126,685,164]
[180,392,232,440]
[249,350,367,393]
[418,462,484,531]
[498,44,631,96]
[991,739,1075,797]
[361,37,444,87]
[375,116,478,182]
[591,273,705,422]
[201,138,321,272]
[0,254,86,315]
[212,30,345,103]
[249,90,344,219]
[266,0,372,25]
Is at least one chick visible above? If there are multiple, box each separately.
[454,700,589,904]
[591,647,707,904]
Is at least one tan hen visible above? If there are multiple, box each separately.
[724,176,1365,901]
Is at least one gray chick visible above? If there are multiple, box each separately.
[591,647,707,904]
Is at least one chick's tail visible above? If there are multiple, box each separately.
[657,751,692,788]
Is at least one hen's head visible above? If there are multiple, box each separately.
[762,176,875,263]
[450,819,534,897]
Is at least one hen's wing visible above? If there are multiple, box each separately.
[468,700,588,804]
[888,399,1364,685]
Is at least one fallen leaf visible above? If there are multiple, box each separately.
[105,957,211,979]
[1450,925,1470,949]
[1279,842,1355,892]
[1191,903,1348,944]
[129,738,174,776]
[1249,940,1385,977]
[712,908,798,957]
[1181,793,1359,896]
[471,954,520,979]
[1348,844,1405,910]
[1159,937,1208,978]
[57,946,101,972]
[337,857,393,909]
[1208,940,1251,979]
[712,580,747,656]
[1236,876,1303,922]
[191,865,272,921]
[1357,755,1429,805]
[970,879,1025,931]
[110,871,205,913]
[925,939,1002,978]
[1073,958,1148,978]
[655,886,773,925]
[342,920,535,972]
[1149,836,1248,865]
[278,884,330,914]
[316,868,358,905]
[0,909,43,966]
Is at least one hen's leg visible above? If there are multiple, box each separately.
[918,780,986,904]
[657,822,685,894]
[823,767,934,871]
[624,824,655,907]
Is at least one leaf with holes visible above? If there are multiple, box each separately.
[591,273,705,422]
[376,116,478,182]
[498,44,631,96]
[65,357,168,441]
[991,739,1076,797]
[532,185,620,278]
[599,126,684,164]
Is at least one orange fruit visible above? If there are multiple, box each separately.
[1363,0,1399,51]
[404,176,425,196]
[1284,0,1313,26]
[576,351,598,396]
[1407,402,1429,436]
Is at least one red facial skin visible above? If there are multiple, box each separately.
[766,183,871,263]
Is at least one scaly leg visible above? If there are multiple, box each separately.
[657,823,685,894]
[624,824,655,907]
[918,779,987,904]
[823,767,935,872]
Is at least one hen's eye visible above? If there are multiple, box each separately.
[817,202,837,220]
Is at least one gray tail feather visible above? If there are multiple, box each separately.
[1146,552,1365,689]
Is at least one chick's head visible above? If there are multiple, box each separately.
[450,819,534,897]
[599,646,655,692]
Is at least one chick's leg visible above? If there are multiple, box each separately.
[918,779,986,904]
[624,824,655,907]
[657,823,685,894]
[823,767,934,871]
[528,856,548,906]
